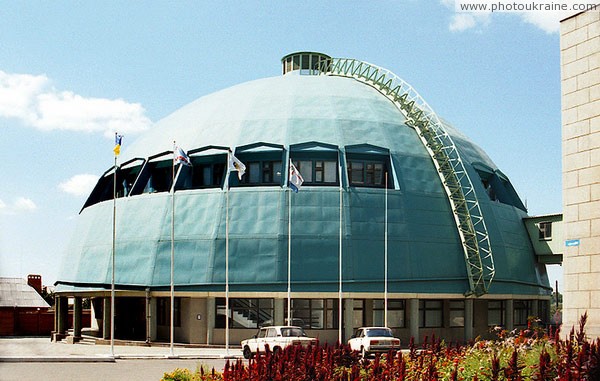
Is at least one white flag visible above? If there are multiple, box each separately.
[289,161,304,193]
[228,151,246,180]
[174,146,192,166]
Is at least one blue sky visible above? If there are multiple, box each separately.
[0,1,567,287]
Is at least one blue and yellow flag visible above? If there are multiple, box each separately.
[113,133,123,156]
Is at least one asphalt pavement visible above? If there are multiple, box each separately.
[0,337,243,381]
[0,337,242,362]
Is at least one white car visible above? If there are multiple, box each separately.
[241,326,317,359]
[348,327,400,357]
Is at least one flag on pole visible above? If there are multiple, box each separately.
[289,161,304,193]
[174,146,192,166]
[113,133,123,156]
[228,151,246,180]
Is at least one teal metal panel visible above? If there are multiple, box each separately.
[57,72,550,297]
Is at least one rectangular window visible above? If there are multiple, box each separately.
[292,159,337,185]
[373,299,405,328]
[287,299,338,330]
[419,300,443,328]
[349,161,364,185]
[538,221,552,240]
[215,298,274,329]
[514,300,532,327]
[298,161,313,182]
[242,161,281,185]
[449,300,465,327]
[348,160,388,187]
[488,300,505,327]
[157,297,181,327]
[353,299,364,329]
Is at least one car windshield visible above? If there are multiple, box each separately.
[281,327,306,337]
[366,328,393,337]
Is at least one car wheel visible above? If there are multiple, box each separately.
[272,346,281,356]
[243,346,253,359]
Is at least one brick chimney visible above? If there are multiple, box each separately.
[27,274,42,295]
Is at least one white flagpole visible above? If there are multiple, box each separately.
[169,141,176,357]
[225,151,230,355]
[287,159,292,325]
[111,155,116,357]
[338,161,343,344]
[384,171,388,328]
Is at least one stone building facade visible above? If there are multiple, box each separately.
[560,8,600,338]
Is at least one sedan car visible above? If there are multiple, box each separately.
[348,327,400,357]
[241,326,317,359]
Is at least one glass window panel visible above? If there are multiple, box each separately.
[273,161,282,183]
[324,161,337,183]
[311,310,324,329]
[425,310,442,327]
[301,54,310,69]
[262,162,272,183]
[249,162,260,183]
[350,162,364,184]
[315,161,324,182]
[293,299,310,309]
[203,166,211,186]
[312,299,324,309]
[298,161,312,182]
[374,163,384,185]
[389,310,405,328]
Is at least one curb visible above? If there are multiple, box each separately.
[0,356,116,363]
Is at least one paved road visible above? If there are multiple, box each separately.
[0,358,231,381]
[0,337,243,381]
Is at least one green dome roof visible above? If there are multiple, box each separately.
[57,69,549,297]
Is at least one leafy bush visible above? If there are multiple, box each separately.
[162,313,600,380]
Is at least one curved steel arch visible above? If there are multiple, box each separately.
[321,58,495,296]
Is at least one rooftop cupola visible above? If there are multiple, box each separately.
[281,51,331,75]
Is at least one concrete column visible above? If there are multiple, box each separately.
[274,298,284,326]
[344,298,354,342]
[464,298,474,342]
[364,299,374,327]
[145,289,151,344]
[58,296,68,335]
[408,298,419,343]
[531,299,539,321]
[505,300,514,331]
[150,297,157,341]
[73,297,82,339]
[206,297,215,345]
[102,297,111,340]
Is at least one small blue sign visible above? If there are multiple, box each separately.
[566,239,580,247]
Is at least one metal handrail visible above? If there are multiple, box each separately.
[321,58,494,296]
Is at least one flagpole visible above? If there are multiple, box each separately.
[170,141,176,357]
[384,171,388,328]
[225,151,230,355]
[111,155,116,357]
[338,162,343,344]
[287,160,292,325]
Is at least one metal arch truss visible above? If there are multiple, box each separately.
[321,58,495,296]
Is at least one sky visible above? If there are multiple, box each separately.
[0,1,570,288]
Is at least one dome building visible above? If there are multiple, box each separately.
[55,52,551,345]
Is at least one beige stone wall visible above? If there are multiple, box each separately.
[560,9,600,338]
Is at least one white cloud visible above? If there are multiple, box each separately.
[449,13,491,32]
[0,197,37,215]
[14,197,37,211]
[442,0,572,34]
[0,70,152,137]
[59,174,99,197]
